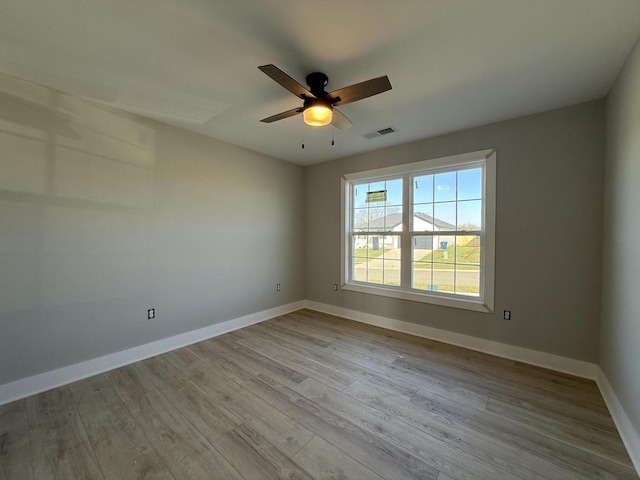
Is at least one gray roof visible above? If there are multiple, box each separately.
[356,212,455,231]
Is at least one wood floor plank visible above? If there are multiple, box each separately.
[273,315,490,410]
[334,344,490,410]
[213,424,313,480]
[344,380,584,480]
[2,309,636,480]
[123,388,245,480]
[411,387,638,480]
[1,400,29,430]
[159,349,201,370]
[0,400,34,480]
[437,473,457,480]
[393,355,615,431]
[207,336,308,388]
[233,328,356,391]
[26,387,76,426]
[30,411,105,480]
[292,435,387,480]
[253,322,419,401]
[136,354,193,393]
[187,340,260,385]
[69,375,174,480]
[0,425,33,480]
[319,320,606,422]
[186,360,315,458]
[295,377,517,480]
[260,318,332,348]
[26,388,104,480]
[107,364,157,405]
[485,394,632,465]
[291,309,607,408]
[243,374,440,480]
[133,358,242,443]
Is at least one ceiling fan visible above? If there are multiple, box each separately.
[258,64,392,129]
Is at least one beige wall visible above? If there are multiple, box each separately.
[0,74,305,385]
[602,39,640,432]
[0,69,613,389]
[305,101,605,362]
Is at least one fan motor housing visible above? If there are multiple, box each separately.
[305,72,329,96]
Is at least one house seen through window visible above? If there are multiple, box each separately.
[342,150,496,312]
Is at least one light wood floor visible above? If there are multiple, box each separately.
[1,309,637,480]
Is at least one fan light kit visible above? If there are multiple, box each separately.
[303,104,332,126]
[258,65,391,129]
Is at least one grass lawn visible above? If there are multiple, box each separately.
[415,246,480,270]
[354,247,389,264]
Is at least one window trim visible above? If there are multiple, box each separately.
[340,149,496,313]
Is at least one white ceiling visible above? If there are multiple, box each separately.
[1,1,639,165]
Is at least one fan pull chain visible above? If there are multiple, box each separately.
[301,116,305,149]
[331,125,335,146]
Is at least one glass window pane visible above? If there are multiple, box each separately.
[430,236,455,264]
[434,203,456,229]
[367,181,385,199]
[412,235,434,258]
[354,178,403,233]
[353,260,367,282]
[432,264,454,293]
[354,208,369,231]
[352,235,400,285]
[384,210,403,232]
[385,178,403,207]
[456,235,481,265]
[353,236,368,257]
[412,234,433,290]
[458,168,482,201]
[383,260,401,285]
[457,200,482,231]
[368,208,386,229]
[413,175,433,204]
[456,264,480,296]
[367,256,384,284]
[353,184,368,208]
[435,171,456,202]
[412,263,432,290]
[413,203,434,231]
[382,234,401,253]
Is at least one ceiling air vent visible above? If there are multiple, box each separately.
[363,127,397,139]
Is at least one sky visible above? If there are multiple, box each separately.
[353,166,483,229]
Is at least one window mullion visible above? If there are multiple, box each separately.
[400,174,412,288]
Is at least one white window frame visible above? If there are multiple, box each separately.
[341,149,496,313]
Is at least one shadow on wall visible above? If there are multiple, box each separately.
[0,74,156,315]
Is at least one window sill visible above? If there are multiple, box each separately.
[342,282,494,313]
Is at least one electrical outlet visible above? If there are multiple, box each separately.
[148,308,155,320]
[276,283,281,292]
[333,284,339,291]
[503,310,511,321]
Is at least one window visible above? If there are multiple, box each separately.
[341,149,495,313]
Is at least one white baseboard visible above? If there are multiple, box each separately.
[303,300,598,379]
[595,367,640,474]
[0,301,305,406]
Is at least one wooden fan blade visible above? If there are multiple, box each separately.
[328,76,391,106]
[260,107,303,123]
[259,64,315,99]
[331,108,352,130]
